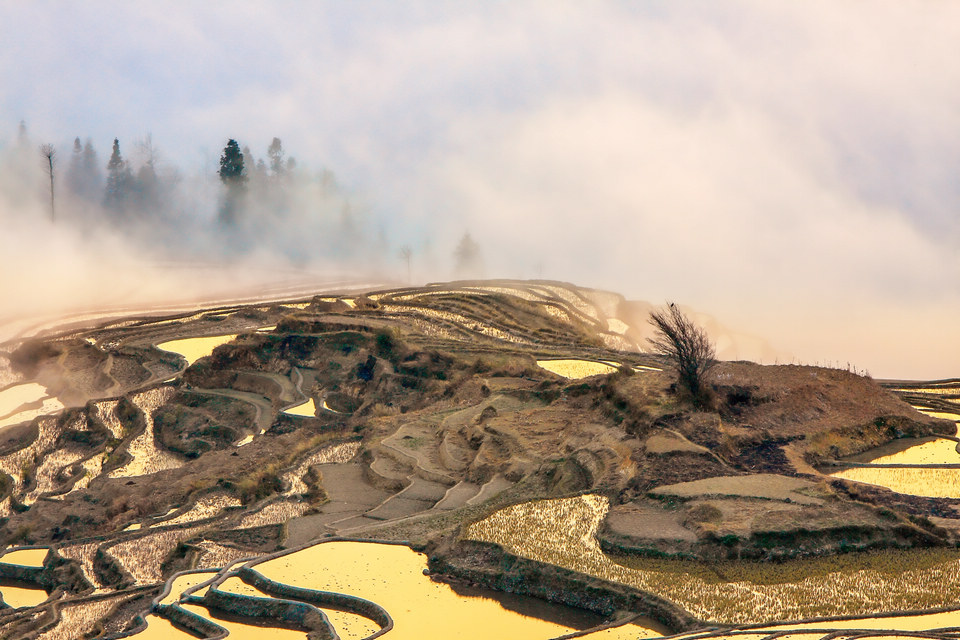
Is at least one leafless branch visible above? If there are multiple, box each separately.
[648,302,717,406]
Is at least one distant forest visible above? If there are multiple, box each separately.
[0,122,483,278]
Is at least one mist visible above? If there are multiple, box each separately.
[1,2,959,380]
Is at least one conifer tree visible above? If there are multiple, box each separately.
[104,138,131,213]
[218,139,246,224]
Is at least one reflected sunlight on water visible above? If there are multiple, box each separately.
[126,614,197,640]
[282,398,316,417]
[156,335,238,367]
[0,581,48,608]
[180,603,306,640]
[830,466,960,498]
[0,548,47,567]
[537,359,619,379]
[254,541,604,639]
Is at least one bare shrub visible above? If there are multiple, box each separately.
[648,302,717,408]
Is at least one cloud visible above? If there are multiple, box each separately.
[0,1,958,378]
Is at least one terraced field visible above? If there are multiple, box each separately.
[0,280,673,638]
[827,381,960,497]
[0,280,953,638]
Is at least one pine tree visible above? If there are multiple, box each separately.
[81,139,101,196]
[218,139,246,224]
[267,137,284,177]
[218,139,245,185]
[454,232,483,277]
[67,137,84,195]
[104,138,131,213]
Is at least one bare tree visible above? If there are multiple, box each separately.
[39,144,55,222]
[648,302,717,407]
[398,245,412,283]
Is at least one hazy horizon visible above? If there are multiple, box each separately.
[1,2,958,380]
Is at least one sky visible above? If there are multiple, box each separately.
[0,1,958,379]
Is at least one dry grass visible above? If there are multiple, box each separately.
[108,387,183,479]
[108,525,205,584]
[650,475,824,505]
[37,597,118,640]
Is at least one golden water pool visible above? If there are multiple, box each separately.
[180,603,306,639]
[830,466,960,498]
[0,383,46,417]
[156,335,238,367]
[217,576,380,639]
[252,541,609,639]
[282,398,316,417]
[0,580,48,608]
[536,359,619,379]
[0,548,47,567]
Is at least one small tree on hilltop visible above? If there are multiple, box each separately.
[648,302,717,407]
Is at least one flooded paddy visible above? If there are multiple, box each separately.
[465,494,960,626]
[1,548,47,567]
[128,614,197,640]
[251,540,610,639]
[0,395,64,430]
[829,466,960,498]
[537,359,619,379]
[827,414,960,497]
[179,603,307,640]
[216,575,380,639]
[0,383,46,415]
[156,334,238,367]
[0,579,48,608]
[282,398,316,417]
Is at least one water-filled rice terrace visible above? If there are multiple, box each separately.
[0,279,955,638]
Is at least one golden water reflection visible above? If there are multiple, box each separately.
[0,383,46,417]
[180,603,306,640]
[465,494,960,625]
[857,438,960,465]
[0,548,47,567]
[0,580,48,608]
[217,576,379,639]
[282,398,316,417]
[156,335,238,367]
[830,466,960,498]
[537,359,618,379]
[826,405,960,497]
[253,541,605,639]
[127,614,197,640]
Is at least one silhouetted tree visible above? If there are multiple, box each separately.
[648,303,717,407]
[267,137,284,177]
[81,139,101,196]
[104,138,132,213]
[218,138,246,224]
[399,245,413,283]
[133,134,160,213]
[66,137,102,202]
[67,137,83,194]
[38,144,55,222]
[453,232,483,277]
[17,120,28,147]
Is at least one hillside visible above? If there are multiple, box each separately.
[0,280,953,638]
